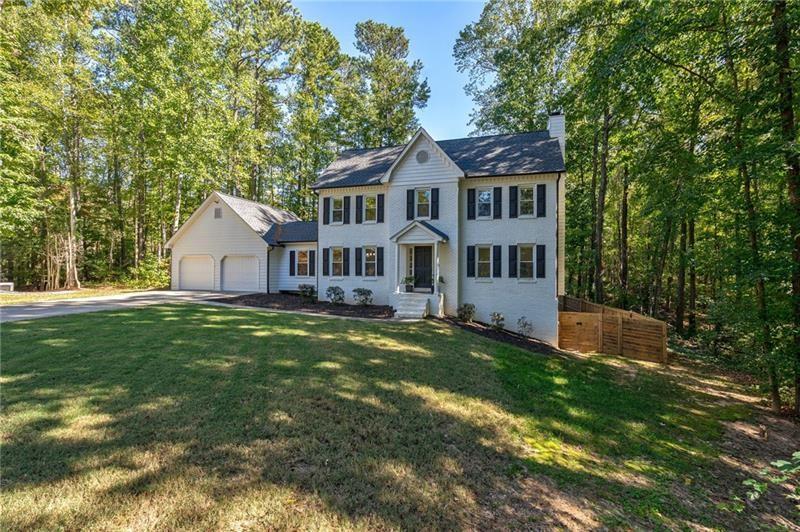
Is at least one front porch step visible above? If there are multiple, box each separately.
[394,293,430,319]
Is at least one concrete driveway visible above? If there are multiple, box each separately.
[0,290,232,323]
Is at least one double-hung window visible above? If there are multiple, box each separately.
[332,197,344,223]
[416,188,431,218]
[477,188,492,218]
[519,186,535,216]
[331,247,343,276]
[518,244,534,279]
[296,250,310,277]
[364,246,377,277]
[477,245,492,278]
[364,194,377,222]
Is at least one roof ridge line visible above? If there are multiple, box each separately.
[216,190,299,219]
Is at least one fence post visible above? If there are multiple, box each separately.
[662,321,668,362]
[616,315,623,355]
[598,304,604,353]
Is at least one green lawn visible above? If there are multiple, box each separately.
[0,304,783,529]
[0,286,145,305]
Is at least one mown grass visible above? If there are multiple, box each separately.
[0,285,145,305]
[1,304,758,529]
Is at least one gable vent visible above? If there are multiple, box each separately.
[416,150,429,164]
[214,207,222,219]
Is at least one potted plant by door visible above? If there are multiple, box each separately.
[402,276,416,293]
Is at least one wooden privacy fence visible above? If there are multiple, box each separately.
[558,295,668,363]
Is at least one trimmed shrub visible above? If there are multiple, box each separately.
[457,303,476,322]
[352,288,373,306]
[517,316,533,337]
[326,286,344,304]
[490,312,505,331]
[298,284,316,302]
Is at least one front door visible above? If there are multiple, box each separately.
[413,246,432,292]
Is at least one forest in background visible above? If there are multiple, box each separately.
[455,0,798,413]
[2,0,799,413]
[1,0,429,289]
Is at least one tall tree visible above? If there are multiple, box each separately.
[352,20,430,147]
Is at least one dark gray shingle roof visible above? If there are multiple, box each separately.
[313,145,404,189]
[312,130,565,189]
[217,192,300,236]
[263,221,318,245]
[437,131,564,177]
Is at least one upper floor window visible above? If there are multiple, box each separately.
[331,247,343,276]
[331,197,344,223]
[477,245,492,278]
[518,244,534,278]
[416,188,431,218]
[477,188,492,218]
[297,250,310,277]
[364,194,377,223]
[519,186,535,217]
[364,246,377,277]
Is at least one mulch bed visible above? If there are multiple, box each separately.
[214,292,395,319]
[438,317,565,357]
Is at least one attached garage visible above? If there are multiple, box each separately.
[179,255,214,290]
[166,191,305,293]
[221,255,259,291]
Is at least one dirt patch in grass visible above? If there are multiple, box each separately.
[438,316,565,357]
[216,292,395,319]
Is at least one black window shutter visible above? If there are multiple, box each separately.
[355,247,362,276]
[377,194,385,223]
[467,189,476,220]
[406,189,414,220]
[323,197,330,225]
[493,245,502,277]
[466,245,475,277]
[355,195,363,224]
[536,244,546,278]
[377,247,384,276]
[537,184,546,217]
[309,250,316,276]
[343,247,350,275]
[508,245,517,277]
[322,248,329,276]
[431,188,439,219]
[289,250,296,276]
[493,187,502,219]
[509,186,518,218]
[343,196,351,224]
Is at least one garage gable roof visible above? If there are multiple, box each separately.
[166,192,302,249]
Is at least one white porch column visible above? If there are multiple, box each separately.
[433,241,439,294]
[395,243,401,292]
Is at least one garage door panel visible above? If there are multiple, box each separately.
[180,256,213,290]
[222,256,259,291]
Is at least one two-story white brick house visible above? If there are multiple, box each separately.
[167,114,566,344]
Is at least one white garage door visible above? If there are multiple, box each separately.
[222,256,259,291]
[179,256,214,290]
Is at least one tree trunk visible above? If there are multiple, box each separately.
[676,221,687,334]
[772,0,800,415]
[588,128,599,299]
[66,182,81,289]
[620,165,629,309]
[172,174,183,234]
[688,218,697,336]
[594,109,610,303]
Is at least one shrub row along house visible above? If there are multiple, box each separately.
[166,114,566,343]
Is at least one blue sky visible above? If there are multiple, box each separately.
[295,1,486,140]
